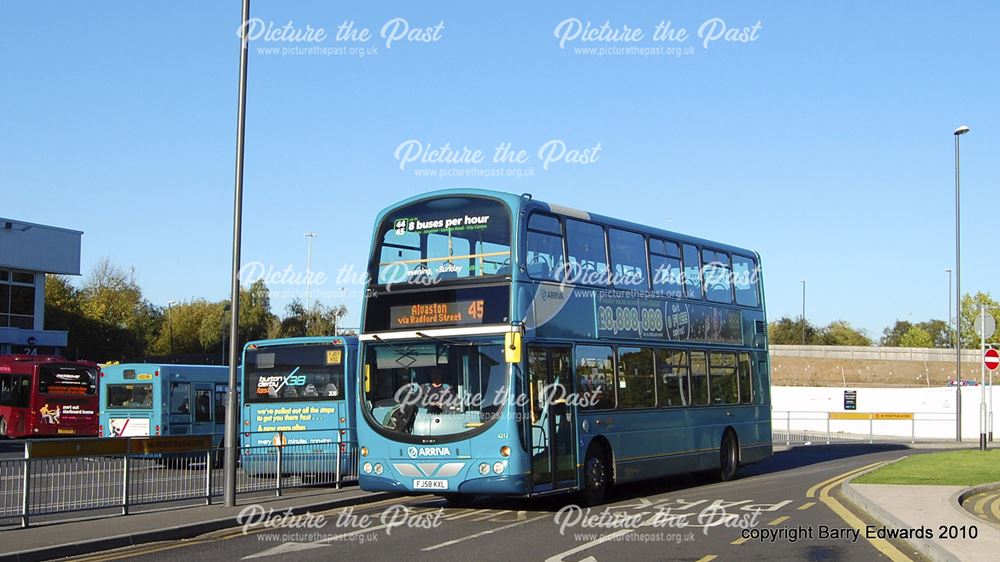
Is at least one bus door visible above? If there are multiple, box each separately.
[527,346,576,492]
[214,384,228,439]
[192,384,214,435]
[168,381,192,434]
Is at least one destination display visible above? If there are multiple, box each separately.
[365,285,509,332]
[390,299,485,329]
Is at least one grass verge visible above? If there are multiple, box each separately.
[854,449,1000,485]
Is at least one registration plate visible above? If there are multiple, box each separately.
[57,429,76,434]
[413,479,448,490]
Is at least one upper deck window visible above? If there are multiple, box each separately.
[374,197,511,287]
[732,255,760,307]
[650,239,683,298]
[702,249,733,304]
[609,229,648,290]
[565,220,609,286]
[525,213,565,282]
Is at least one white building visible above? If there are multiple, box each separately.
[0,217,82,355]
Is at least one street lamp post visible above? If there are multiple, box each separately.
[304,232,317,310]
[954,124,970,443]
[946,268,952,349]
[800,280,806,344]
[224,0,252,508]
[167,300,176,357]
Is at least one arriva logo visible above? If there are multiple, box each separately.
[407,446,452,458]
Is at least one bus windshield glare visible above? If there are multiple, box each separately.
[363,341,507,438]
[373,196,511,286]
[245,345,346,403]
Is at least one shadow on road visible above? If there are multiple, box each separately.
[422,443,915,514]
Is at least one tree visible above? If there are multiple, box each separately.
[817,320,872,346]
[898,325,934,348]
[767,316,819,344]
[960,292,1000,348]
[45,261,161,360]
[882,319,951,348]
[272,299,349,338]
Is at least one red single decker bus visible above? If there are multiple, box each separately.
[0,355,99,438]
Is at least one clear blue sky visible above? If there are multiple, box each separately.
[2,1,997,338]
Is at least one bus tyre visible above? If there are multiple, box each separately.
[719,431,739,482]
[580,444,609,506]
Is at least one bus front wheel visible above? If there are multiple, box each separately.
[719,431,739,482]
[580,444,609,506]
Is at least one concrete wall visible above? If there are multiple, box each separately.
[771,344,981,363]
[773,385,997,441]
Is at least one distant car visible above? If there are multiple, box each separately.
[946,379,979,387]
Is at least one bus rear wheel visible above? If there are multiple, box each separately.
[579,444,609,506]
[719,431,739,482]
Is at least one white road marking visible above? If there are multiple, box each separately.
[421,514,548,551]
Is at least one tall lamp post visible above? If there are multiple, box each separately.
[224,0,252,508]
[167,300,176,357]
[800,280,806,344]
[946,268,953,348]
[304,232,317,310]
[954,124,970,442]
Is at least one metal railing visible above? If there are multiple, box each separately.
[0,434,358,528]
[772,410,957,445]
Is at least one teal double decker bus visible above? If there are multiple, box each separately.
[356,189,771,504]
[240,336,358,476]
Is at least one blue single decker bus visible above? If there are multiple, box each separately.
[100,364,232,446]
[356,189,771,504]
[240,336,358,476]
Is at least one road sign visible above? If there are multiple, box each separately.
[844,390,857,411]
[975,314,996,339]
[986,348,1000,371]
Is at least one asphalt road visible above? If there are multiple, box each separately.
[60,444,931,562]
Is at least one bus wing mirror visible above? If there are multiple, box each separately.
[504,332,522,364]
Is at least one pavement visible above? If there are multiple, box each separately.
[843,459,1000,562]
[0,486,395,562]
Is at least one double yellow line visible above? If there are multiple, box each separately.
[811,460,912,562]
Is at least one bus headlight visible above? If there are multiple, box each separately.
[363,462,373,474]
[374,463,384,475]
[360,446,368,457]
[478,463,490,475]
[500,446,510,457]
[492,462,505,474]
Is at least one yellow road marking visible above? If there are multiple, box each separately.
[806,461,886,498]
[818,462,912,562]
[731,536,751,545]
[695,556,718,562]
[798,501,815,510]
[768,515,790,525]
[972,494,990,515]
[990,495,1000,521]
